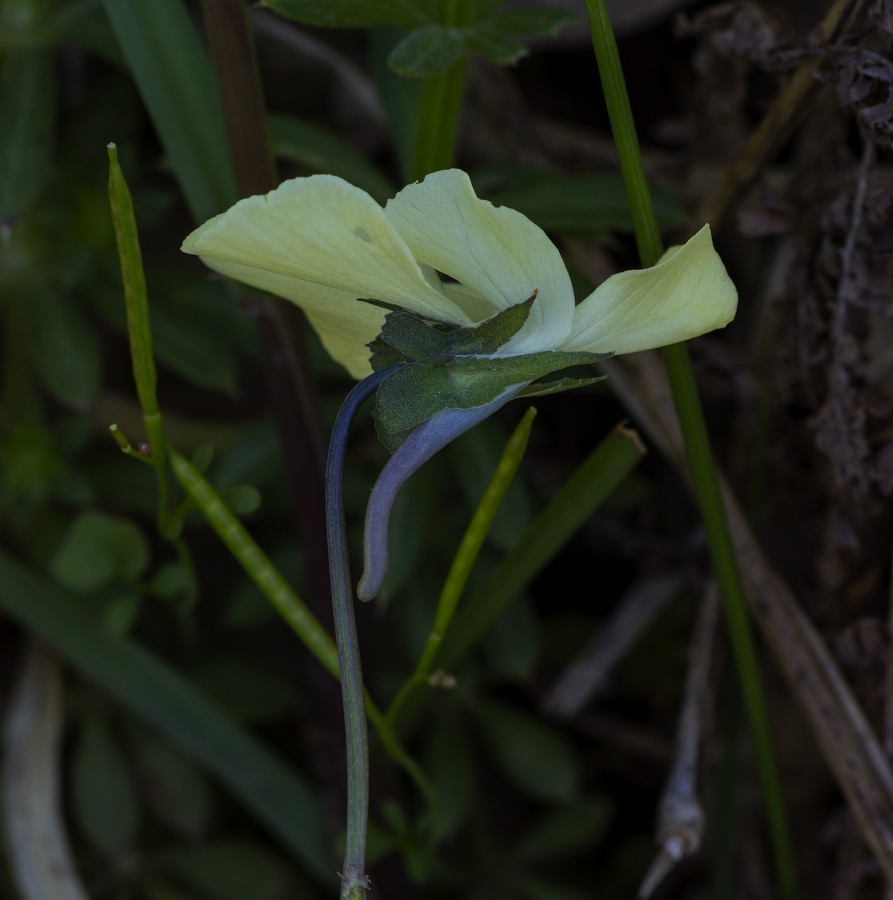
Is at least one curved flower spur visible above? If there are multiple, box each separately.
[182,169,736,896]
[182,169,737,599]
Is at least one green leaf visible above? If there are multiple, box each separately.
[463,24,526,65]
[388,24,466,78]
[71,715,140,856]
[0,551,330,879]
[154,838,296,900]
[492,9,576,38]
[0,47,53,219]
[476,698,579,802]
[262,0,427,29]
[102,0,237,222]
[268,113,395,204]
[131,729,214,838]
[517,796,614,863]
[23,290,102,408]
[51,510,150,593]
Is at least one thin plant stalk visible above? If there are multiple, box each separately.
[410,0,475,180]
[583,1,798,896]
[326,368,395,900]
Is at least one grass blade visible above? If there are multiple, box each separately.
[0,551,332,882]
[437,422,645,672]
[102,0,237,221]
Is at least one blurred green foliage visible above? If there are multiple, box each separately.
[0,0,693,897]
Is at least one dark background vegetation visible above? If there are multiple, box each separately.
[2,0,893,898]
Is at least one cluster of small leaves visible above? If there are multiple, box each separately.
[364,295,607,450]
[262,0,575,77]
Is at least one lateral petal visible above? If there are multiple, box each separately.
[182,175,469,326]
[562,225,737,355]
[385,170,575,353]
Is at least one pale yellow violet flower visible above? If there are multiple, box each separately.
[182,169,737,596]
[181,169,736,378]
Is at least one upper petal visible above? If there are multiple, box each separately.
[384,170,574,354]
[561,225,737,355]
[182,174,469,326]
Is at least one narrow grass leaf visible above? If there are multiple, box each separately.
[102,0,237,222]
[0,551,331,880]
[437,423,645,669]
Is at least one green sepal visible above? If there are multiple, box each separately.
[365,293,537,370]
[373,349,606,451]
[517,372,609,399]
[445,293,537,355]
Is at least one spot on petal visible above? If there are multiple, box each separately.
[354,226,373,243]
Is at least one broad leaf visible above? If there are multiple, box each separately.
[388,24,466,78]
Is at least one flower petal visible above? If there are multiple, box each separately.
[562,225,737,355]
[187,256,383,378]
[384,170,574,353]
[182,174,469,326]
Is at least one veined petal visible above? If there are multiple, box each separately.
[182,174,469,326]
[562,225,737,355]
[384,170,575,353]
[186,256,383,378]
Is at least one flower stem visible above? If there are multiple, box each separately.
[410,0,475,181]
[326,367,397,899]
[583,1,798,897]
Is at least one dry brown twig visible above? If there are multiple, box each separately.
[639,584,720,898]
[606,349,893,885]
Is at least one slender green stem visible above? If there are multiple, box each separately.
[326,367,397,900]
[583,2,797,896]
[167,447,341,678]
[386,407,537,728]
[410,0,474,180]
[107,144,178,543]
